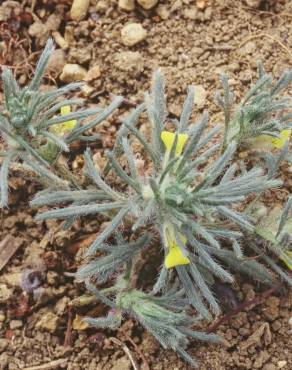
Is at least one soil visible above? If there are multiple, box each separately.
[0,0,292,369]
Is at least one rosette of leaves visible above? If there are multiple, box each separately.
[216,63,292,152]
[0,39,123,207]
[33,71,282,316]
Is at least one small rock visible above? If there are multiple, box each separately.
[55,297,70,316]
[156,5,170,19]
[1,272,21,287]
[46,271,59,286]
[60,64,87,83]
[245,0,261,8]
[277,361,287,369]
[96,0,108,13]
[52,31,69,49]
[81,84,95,97]
[10,320,23,330]
[47,49,66,76]
[70,0,90,21]
[184,8,198,20]
[264,296,280,321]
[194,85,207,109]
[137,0,158,10]
[85,65,101,82]
[0,311,5,322]
[170,0,182,12]
[118,0,135,11]
[244,41,256,54]
[289,316,292,326]
[45,13,61,31]
[0,339,9,352]
[0,6,11,22]
[263,364,276,370]
[121,23,147,46]
[196,0,207,10]
[271,320,282,331]
[114,51,144,74]
[68,47,92,64]
[36,312,59,333]
[0,284,13,303]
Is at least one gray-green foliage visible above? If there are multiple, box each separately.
[0,39,122,206]
[2,40,292,367]
[31,71,289,366]
[216,63,292,151]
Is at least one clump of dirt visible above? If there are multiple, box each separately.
[0,0,291,369]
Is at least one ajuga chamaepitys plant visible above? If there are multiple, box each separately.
[2,40,292,367]
[31,70,289,366]
[0,39,123,207]
[216,63,292,153]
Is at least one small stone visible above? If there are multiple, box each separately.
[96,0,108,13]
[137,0,158,10]
[263,364,276,370]
[0,6,11,22]
[0,311,5,322]
[156,5,170,19]
[245,0,261,8]
[196,0,207,10]
[0,284,13,303]
[114,51,144,74]
[52,31,69,49]
[9,320,23,330]
[1,272,21,287]
[118,0,135,11]
[46,271,59,286]
[81,84,95,97]
[85,66,101,82]
[70,0,90,21]
[55,297,70,316]
[36,312,59,333]
[0,339,9,352]
[244,41,256,54]
[271,320,282,331]
[121,23,147,46]
[289,317,292,326]
[277,361,287,369]
[68,47,92,64]
[45,13,61,31]
[47,49,66,76]
[184,8,198,20]
[194,85,207,109]
[60,64,87,83]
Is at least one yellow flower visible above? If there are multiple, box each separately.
[161,131,188,156]
[271,130,291,149]
[252,130,291,150]
[281,250,292,270]
[164,224,190,269]
[50,105,77,136]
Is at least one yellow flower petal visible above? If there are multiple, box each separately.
[61,105,71,116]
[165,245,190,269]
[271,130,290,149]
[164,225,190,269]
[50,105,77,136]
[281,250,292,270]
[161,131,189,155]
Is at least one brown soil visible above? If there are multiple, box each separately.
[0,0,292,369]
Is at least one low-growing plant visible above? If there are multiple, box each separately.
[216,63,292,153]
[0,39,123,207]
[1,41,291,368]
